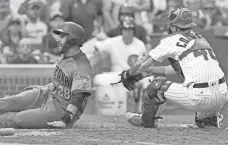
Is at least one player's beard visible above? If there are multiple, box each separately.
[57,38,68,55]
[56,42,64,54]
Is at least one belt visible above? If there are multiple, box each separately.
[193,77,226,88]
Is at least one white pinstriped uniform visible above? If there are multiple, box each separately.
[149,33,228,119]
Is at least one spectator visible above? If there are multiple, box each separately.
[95,17,146,72]
[155,0,183,19]
[62,0,103,40]
[102,0,120,32]
[199,0,224,29]
[8,38,38,64]
[184,0,206,29]
[0,0,11,21]
[127,0,152,27]
[11,0,48,22]
[216,0,228,26]
[18,0,48,44]
[99,5,148,45]
[0,14,26,63]
[95,17,147,113]
[42,11,64,63]
[152,0,183,33]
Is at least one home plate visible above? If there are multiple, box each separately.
[0,143,30,145]
[159,123,196,128]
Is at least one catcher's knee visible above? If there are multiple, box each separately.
[145,76,173,103]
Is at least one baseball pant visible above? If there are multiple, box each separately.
[0,88,65,128]
[163,81,228,120]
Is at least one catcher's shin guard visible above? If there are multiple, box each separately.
[142,76,172,128]
[126,76,172,128]
[140,92,166,128]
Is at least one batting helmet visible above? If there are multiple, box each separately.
[119,4,134,21]
[163,8,197,29]
[53,22,86,46]
[122,16,135,29]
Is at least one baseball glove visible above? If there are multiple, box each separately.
[120,70,143,91]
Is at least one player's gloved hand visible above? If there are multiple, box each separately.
[47,121,66,128]
[120,70,143,91]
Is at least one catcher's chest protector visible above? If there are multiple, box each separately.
[168,32,213,81]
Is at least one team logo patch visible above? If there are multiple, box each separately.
[127,55,139,67]
[79,74,90,88]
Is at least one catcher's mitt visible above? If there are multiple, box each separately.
[120,70,143,91]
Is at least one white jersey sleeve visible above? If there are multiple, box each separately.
[94,38,112,53]
[135,38,147,59]
[148,34,195,62]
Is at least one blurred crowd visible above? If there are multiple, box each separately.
[0,0,228,65]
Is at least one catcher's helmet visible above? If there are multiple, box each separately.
[163,7,197,29]
[53,22,86,46]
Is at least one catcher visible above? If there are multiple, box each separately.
[0,22,92,129]
[117,8,228,129]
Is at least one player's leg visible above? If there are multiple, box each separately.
[0,88,47,114]
[125,76,171,128]
[218,101,228,129]
[216,83,228,129]
[193,82,228,128]
[15,97,65,129]
[0,112,17,128]
[126,76,219,128]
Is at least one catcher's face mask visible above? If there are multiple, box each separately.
[162,8,196,34]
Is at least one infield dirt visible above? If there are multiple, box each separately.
[0,112,228,145]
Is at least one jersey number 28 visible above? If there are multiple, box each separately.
[54,85,71,100]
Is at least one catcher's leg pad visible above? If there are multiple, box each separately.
[141,76,173,128]
[145,76,172,103]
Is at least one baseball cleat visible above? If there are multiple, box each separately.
[218,102,228,129]
[125,112,144,127]
[125,112,159,128]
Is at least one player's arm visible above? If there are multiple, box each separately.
[94,38,111,53]
[61,92,89,124]
[61,66,92,125]
[48,64,92,128]
[144,65,176,77]
[129,37,176,76]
